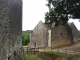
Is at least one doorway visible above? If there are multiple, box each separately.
[71,34,74,43]
[35,42,37,47]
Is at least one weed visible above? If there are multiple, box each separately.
[43,51,54,57]
[54,52,61,59]
[67,55,74,60]
[14,51,16,56]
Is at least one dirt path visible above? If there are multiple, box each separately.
[59,43,80,51]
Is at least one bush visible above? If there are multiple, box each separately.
[67,55,74,60]
[48,52,54,57]
[14,51,16,56]
[54,52,61,59]
[22,34,30,46]
[43,51,54,57]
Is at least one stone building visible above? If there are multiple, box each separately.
[30,21,49,48]
[0,0,25,60]
[30,21,79,48]
[68,22,79,42]
[51,24,72,48]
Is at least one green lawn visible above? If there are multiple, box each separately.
[25,54,44,60]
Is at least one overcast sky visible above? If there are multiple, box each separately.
[22,0,80,31]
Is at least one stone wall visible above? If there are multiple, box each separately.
[30,21,48,48]
[51,24,72,48]
[0,0,25,60]
[69,23,79,42]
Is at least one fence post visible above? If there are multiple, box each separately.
[27,47,28,54]
[51,47,52,51]
[34,48,35,55]
[74,50,76,56]
[38,47,39,55]
[31,48,32,54]
[65,49,67,56]
[30,48,31,54]
[58,48,59,53]
[74,50,76,59]
[44,47,45,51]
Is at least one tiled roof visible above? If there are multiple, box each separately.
[44,24,51,30]
[44,21,73,30]
[51,22,73,27]
[51,22,55,28]
[68,22,73,26]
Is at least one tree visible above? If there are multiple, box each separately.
[25,34,30,45]
[22,30,31,46]
[22,34,30,46]
[45,0,80,26]
[22,34,26,46]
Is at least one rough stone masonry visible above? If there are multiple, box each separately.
[0,0,25,60]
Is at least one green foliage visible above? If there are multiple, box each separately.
[14,51,16,56]
[67,55,74,60]
[22,30,32,46]
[22,30,32,35]
[43,51,61,58]
[43,51,54,57]
[22,34,30,46]
[48,52,54,57]
[54,52,61,59]
[25,54,44,60]
[45,0,80,25]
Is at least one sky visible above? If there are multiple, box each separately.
[22,0,80,31]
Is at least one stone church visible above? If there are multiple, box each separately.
[30,21,79,48]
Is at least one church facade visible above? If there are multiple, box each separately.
[30,21,79,48]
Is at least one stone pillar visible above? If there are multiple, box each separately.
[0,0,25,60]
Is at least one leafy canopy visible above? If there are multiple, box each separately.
[45,0,80,26]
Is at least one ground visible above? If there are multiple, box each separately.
[60,42,80,52]
[24,42,80,60]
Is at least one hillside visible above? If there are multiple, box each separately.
[22,30,32,46]
[22,30,32,35]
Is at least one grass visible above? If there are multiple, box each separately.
[25,54,44,60]
[43,51,54,57]
[43,51,77,59]
[43,51,62,59]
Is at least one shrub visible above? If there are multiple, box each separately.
[48,52,54,57]
[43,51,54,57]
[54,52,61,59]
[43,51,62,59]
[67,55,74,60]
[43,51,48,54]
[14,51,16,56]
